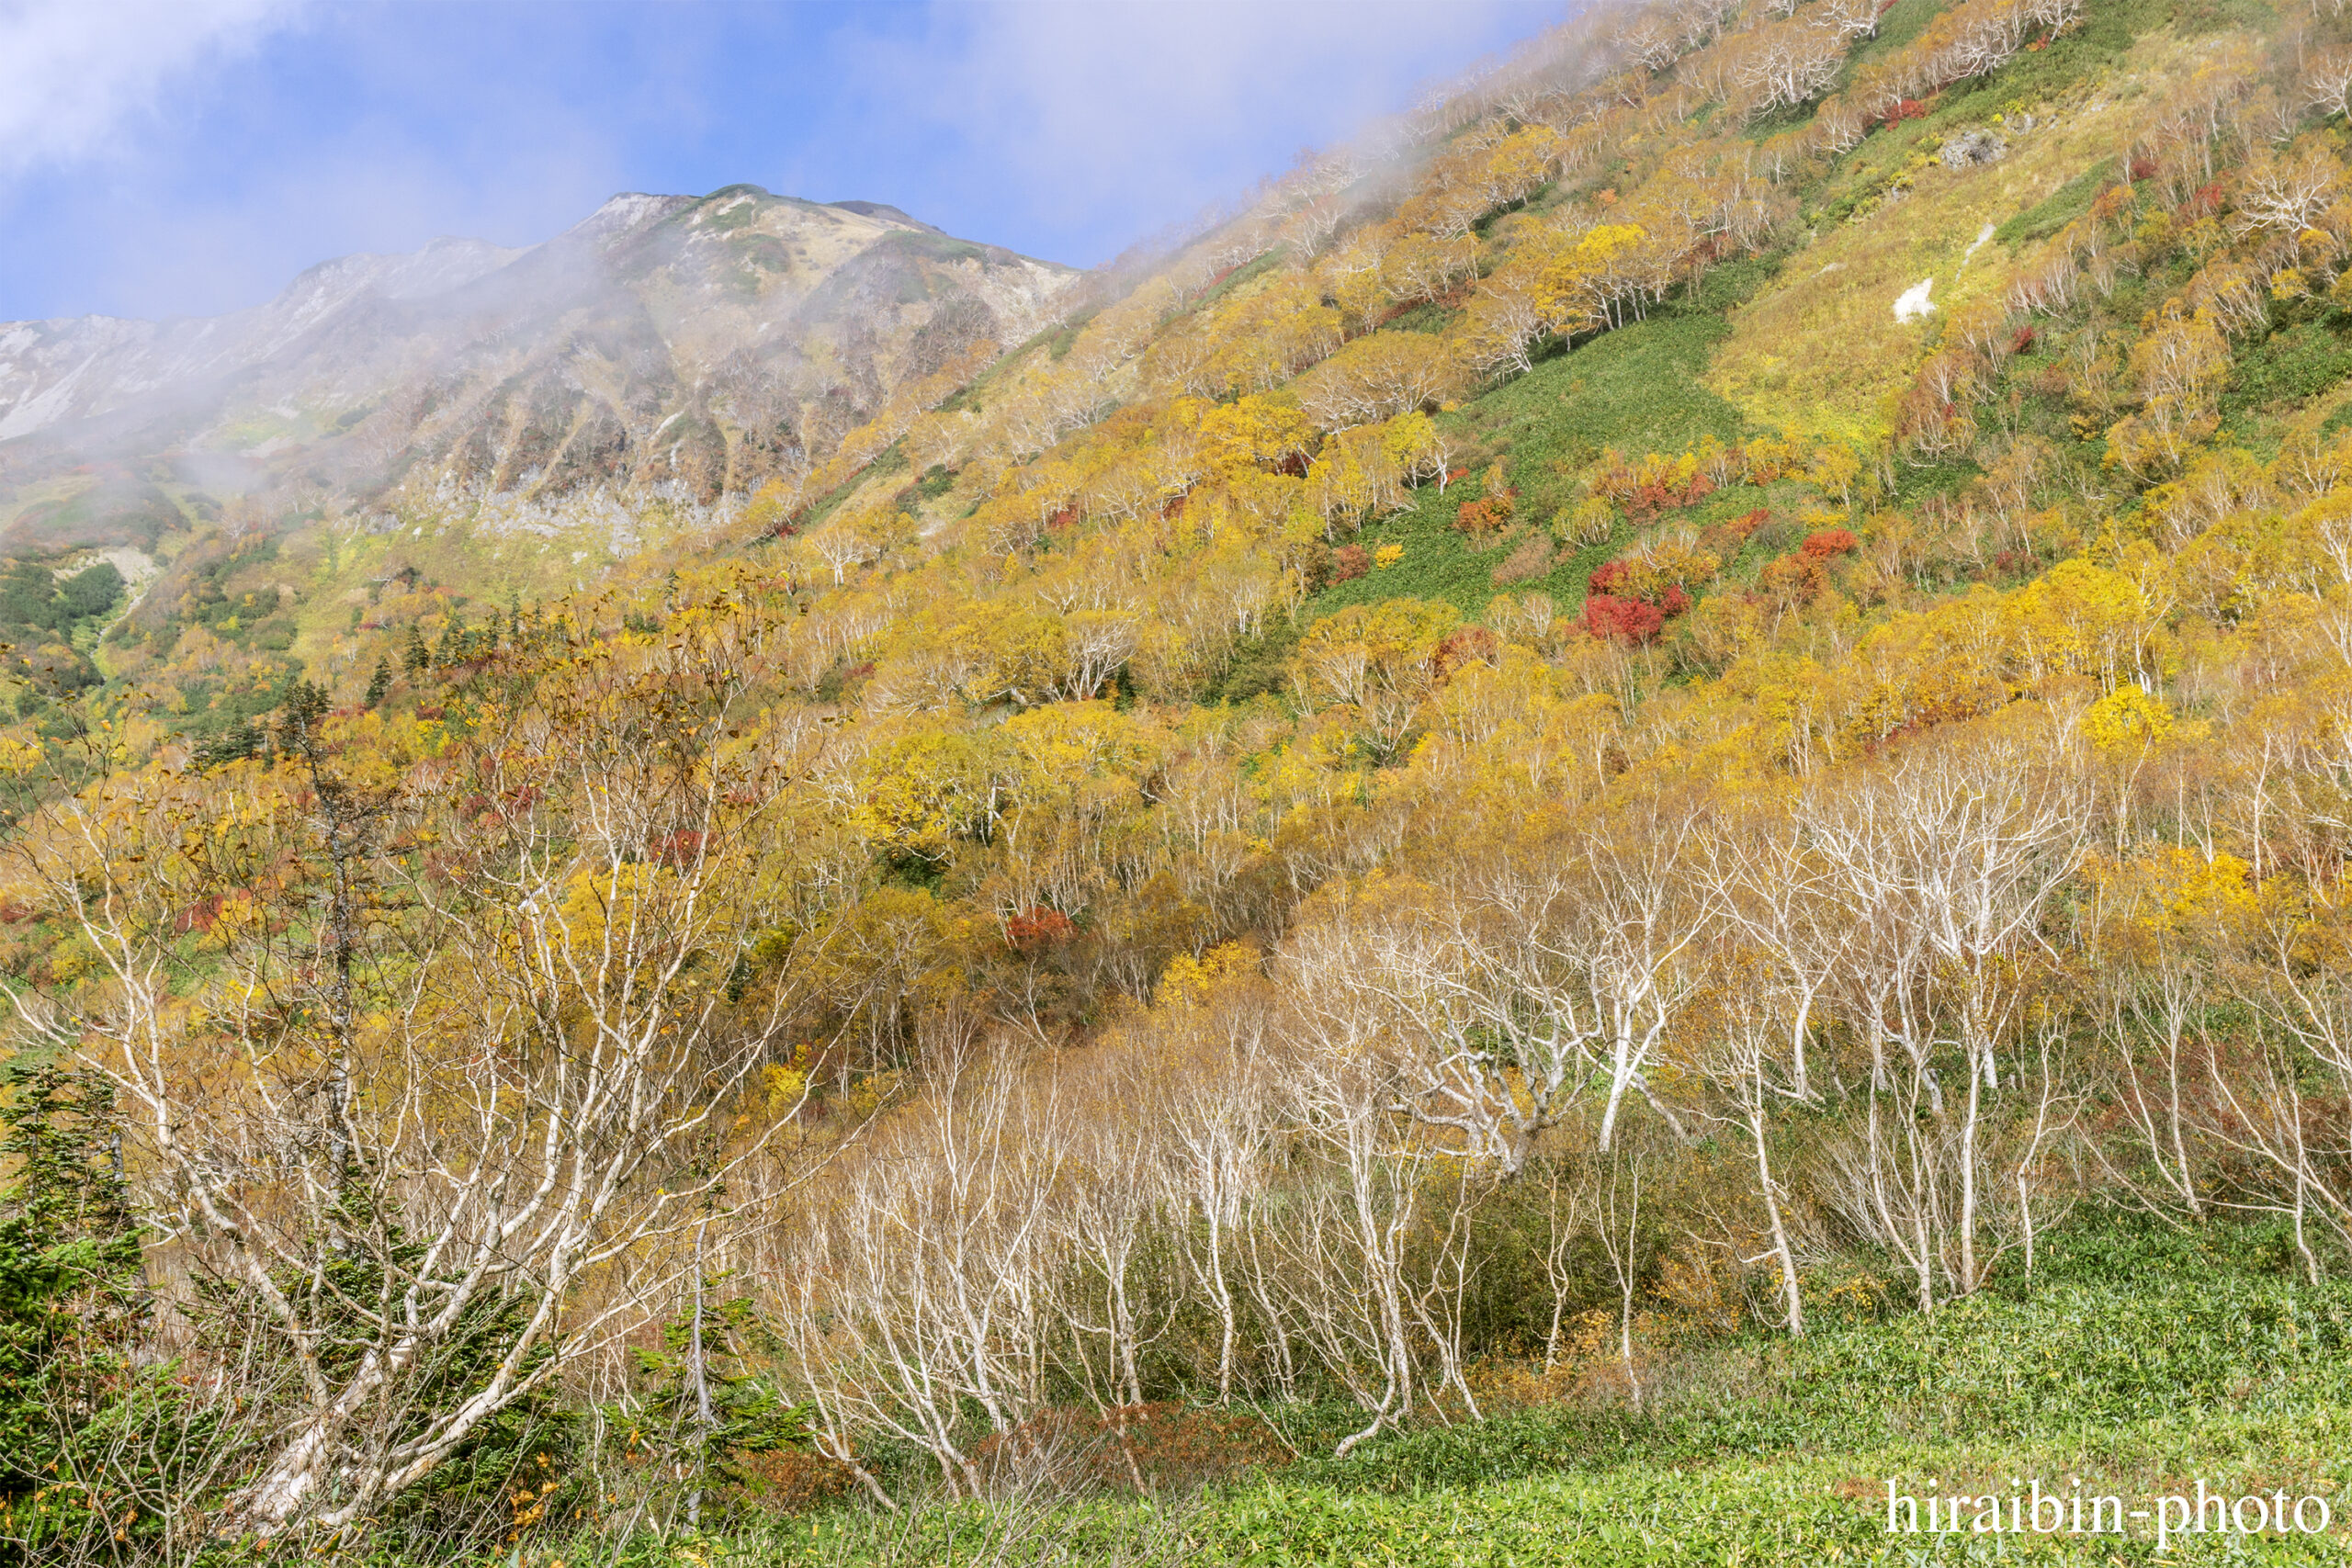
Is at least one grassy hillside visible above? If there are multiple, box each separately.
[645,1223,2352,1565]
[10,0,2352,1560]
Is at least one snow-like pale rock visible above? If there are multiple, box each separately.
[1895,277,1937,321]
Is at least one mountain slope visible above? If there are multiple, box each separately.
[14,0,2352,1555]
[0,187,1075,549]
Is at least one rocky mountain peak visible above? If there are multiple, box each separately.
[0,189,1078,550]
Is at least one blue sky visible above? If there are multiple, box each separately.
[0,0,1565,324]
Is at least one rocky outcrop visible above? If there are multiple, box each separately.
[0,188,1076,546]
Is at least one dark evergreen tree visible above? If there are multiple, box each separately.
[0,1062,147,1561]
[624,1275,808,1530]
[192,720,266,769]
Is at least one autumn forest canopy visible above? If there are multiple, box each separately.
[7,0,2352,1560]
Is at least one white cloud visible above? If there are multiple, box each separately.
[855,0,1557,254]
[0,0,304,175]
[0,0,1574,320]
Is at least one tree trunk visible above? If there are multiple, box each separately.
[688,1218,713,1532]
[1960,1043,1983,1296]
[1749,1079,1804,1337]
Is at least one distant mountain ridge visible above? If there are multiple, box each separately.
[0,186,1076,549]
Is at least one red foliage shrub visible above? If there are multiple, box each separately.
[173,895,225,936]
[1702,507,1771,556]
[1330,543,1371,582]
[1006,906,1079,953]
[1754,530,1858,608]
[2008,325,2037,355]
[2128,156,2158,182]
[1656,470,1713,516]
[1453,493,1517,541]
[1872,97,1928,128]
[652,829,706,867]
[1580,593,1667,644]
[1434,626,1503,676]
[1593,452,1716,522]
[821,660,876,698]
[1759,553,1822,604]
[1586,556,1699,637]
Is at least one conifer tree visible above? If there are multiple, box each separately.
[0,1062,147,1556]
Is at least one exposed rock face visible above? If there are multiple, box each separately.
[1939,129,2007,169]
[0,188,1075,547]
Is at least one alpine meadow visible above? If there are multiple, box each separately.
[8,0,2352,1562]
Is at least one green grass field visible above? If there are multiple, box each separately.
[554,1221,2351,1566]
[1302,265,1766,627]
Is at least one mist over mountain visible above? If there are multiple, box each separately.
[0,185,1074,551]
